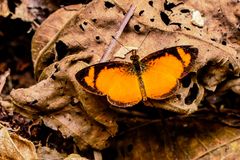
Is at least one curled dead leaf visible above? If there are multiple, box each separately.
[9,0,58,22]
[0,69,10,94]
[10,78,73,115]
[0,0,10,17]
[37,146,66,160]
[43,105,114,150]
[0,125,38,160]
[11,54,118,150]
[64,153,89,160]
[31,2,116,78]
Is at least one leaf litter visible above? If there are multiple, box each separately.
[0,0,240,159]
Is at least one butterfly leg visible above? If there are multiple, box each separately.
[142,99,154,107]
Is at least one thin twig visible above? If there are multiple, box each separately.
[93,150,103,160]
[0,69,10,94]
[219,78,240,93]
[99,4,136,62]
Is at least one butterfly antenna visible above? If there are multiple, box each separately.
[137,31,151,51]
[111,35,130,52]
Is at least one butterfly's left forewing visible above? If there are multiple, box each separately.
[75,62,142,107]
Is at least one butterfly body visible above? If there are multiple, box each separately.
[76,46,198,107]
[130,50,148,102]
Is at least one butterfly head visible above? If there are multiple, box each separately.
[130,49,140,62]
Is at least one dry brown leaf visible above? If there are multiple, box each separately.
[31,0,240,77]
[199,64,229,91]
[37,146,66,160]
[218,78,240,95]
[0,0,10,17]
[109,116,240,160]
[176,0,240,47]
[0,125,38,160]
[113,0,206,40]
[43,104,114,150]
[10,78,73,116]
[11,0,36,22]
[0,69,10,94]
[10,55,118,150]
[64,153,89,160]
[31,1,123,78]
[29,0,239,114]
[39,54,119,134]
[11,0,58,22]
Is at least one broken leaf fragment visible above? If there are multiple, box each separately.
[191,10,204,27]
[43,105,113,150]
[10,54,118,150]
[0,125,38,160]
[64,153,89,160]
[0,0,10,17]
[37,146,66,160]
[37,146,89,160]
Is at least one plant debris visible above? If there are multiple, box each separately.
[0,0,239,159]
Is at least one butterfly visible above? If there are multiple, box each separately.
[75,46,198,107]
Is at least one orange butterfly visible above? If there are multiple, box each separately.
[75,46,198,107]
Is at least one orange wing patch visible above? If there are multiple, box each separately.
[95,67,142,106]
[177,47,191,67]
[142,53,183,99]
[76,62,142,107]
[84,66,95,88]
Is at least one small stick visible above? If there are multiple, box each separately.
[93,150,102,160]
[99,4,136,62]
[0,69,10,94]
